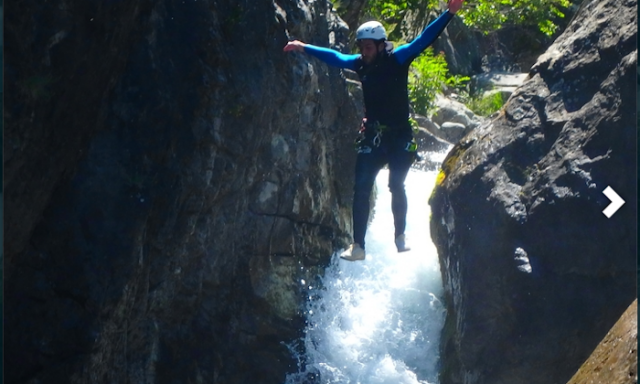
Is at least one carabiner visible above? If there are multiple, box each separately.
[373,131,382,147]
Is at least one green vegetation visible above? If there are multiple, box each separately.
[409,48,507,118]
[330,0,566,116]
[408,48,470,116]
[459,0,571,36]
[465,91,505,116]
[364,0,572,37]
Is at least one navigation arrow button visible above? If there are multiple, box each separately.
[602,186,625,218]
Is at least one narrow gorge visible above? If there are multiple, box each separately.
[4,0,636,383]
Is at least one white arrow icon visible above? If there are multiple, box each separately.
[602,186,625,218]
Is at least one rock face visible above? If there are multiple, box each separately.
[566,299,637,384]
[4,1,361,383]
[429,0,637,383]
[470,72,529,100]
[430,15,483,75]
[430,95,484,142]
[412,96,485,145]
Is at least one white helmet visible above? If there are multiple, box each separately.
[356,21,387,41]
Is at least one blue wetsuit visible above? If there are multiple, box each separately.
[305,11,454,249]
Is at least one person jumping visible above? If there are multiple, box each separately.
[284,0,464,261]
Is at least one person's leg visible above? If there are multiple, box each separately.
[352,152,386,249]
[388,149,414,240]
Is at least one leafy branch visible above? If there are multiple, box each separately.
[408,48,470,116]
[359,0,572,37]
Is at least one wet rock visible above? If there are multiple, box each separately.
[438,122,467,143]
[429,0,637,383]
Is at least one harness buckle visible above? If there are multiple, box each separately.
[405,139,417,152]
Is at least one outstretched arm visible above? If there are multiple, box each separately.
[394,0,464,65]
[284,40,359,70]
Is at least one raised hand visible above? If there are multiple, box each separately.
[283,40,307,52]
[448,0,464,14]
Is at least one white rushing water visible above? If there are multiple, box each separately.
[285,152,448,384]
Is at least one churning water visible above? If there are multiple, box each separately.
[285,151,448,384]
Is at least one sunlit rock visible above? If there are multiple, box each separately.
[429,0,636,383]
[566,299,637,384]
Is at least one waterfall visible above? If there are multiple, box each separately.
[285,151,448,384]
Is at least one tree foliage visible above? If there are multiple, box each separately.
[330,0,571,115]
[365,0,572,37]
[408,48,470,116]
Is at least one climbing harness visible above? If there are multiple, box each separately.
[354,118,420,157]
[354,118,388,153]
